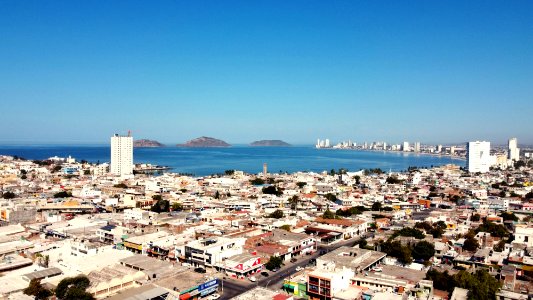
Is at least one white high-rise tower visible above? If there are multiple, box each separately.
[508,138,520,161]
[111,133,133,176]
[466,141,490,173]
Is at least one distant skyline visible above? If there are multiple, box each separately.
[0,1,532,145]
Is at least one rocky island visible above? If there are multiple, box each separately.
[177,136,231,147]
[250,140,291,147]
[133,139,165,147]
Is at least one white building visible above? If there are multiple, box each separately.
[508,137,520,161]
[185,237,245,267]
[466,141,491,173]
[414,142,421,152]
[111,134,133,176]
[402,141,410,152]
[514,226,533,247]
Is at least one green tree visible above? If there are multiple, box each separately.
[476,221,509,238]
[224,170,235,175]
[152,194,163,201]
[289,195,299,210]
[322,208,336,219]
[393,227,425,239]
[380,241,412,265]
[324,193,337,202]
[262,185,283,196]
[279,224,291,232]
[250,178,265,185]
[493,239,506,252]
[471,214,481,222]
[23,279,52,299]
[386,176,402,184]
[463,235,480,251]
[214,190,220,199]
[500,212,518,222]
[268,209,284,219]
[53,191,71,198]
[371,202,382,211]
[113,183,128,188]
[2,191,16,199]
[56,275,93,300]
[296,182,307,188]
[265,256,283,270]
[412,241,435,261]
[151,199,170,213]
[171,202,183,211]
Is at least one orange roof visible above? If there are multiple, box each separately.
[315,217,356,227]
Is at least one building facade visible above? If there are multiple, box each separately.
[508,138,520,161]
[466,141,491,173]
[111,134,133,176]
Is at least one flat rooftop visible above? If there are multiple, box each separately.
[230,286,285,300]
[319,246,386,271]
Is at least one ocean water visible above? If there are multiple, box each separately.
[0,145,464,176]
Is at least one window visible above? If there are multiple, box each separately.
[309,277,319,284]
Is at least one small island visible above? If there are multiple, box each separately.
[177,136,231,147]
[250,140,291,147]
[133,139,165,147]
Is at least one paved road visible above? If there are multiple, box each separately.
[218,236,361,300]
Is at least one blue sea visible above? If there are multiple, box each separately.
[0,145,464,176]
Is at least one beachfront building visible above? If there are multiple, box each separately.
[111,133,133,176]
[466,141,491,173]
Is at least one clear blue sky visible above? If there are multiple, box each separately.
[0,1,532,145]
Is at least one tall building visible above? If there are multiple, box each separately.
[402,141,410,152]
[325,139,330,148]
[437,145,443,153]
[414,142,421,152]
[111,133,133,176]
[508,138,520,161]
[466,141,491,173]
[263,163,268,177]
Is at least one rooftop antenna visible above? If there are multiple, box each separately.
[127,130,131,137]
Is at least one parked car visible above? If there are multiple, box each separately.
[194,267,206,273]
[272,268,280,272]
[290,258,297,263]
[295,266,303,271]
[261,271,269,277]
[249,276,257,282]
[209,294,220,300]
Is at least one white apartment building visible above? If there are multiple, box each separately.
[508,137,520,161]
[185,237,245,267]
[466,141,491,173]
[414,142,421,152]
[402,141,410,152]
[111,134,133,176]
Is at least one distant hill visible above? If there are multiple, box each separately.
[250,140,291,147]
[177,136,231,147]
[133,139,165,147]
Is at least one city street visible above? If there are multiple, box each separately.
[218,236,361,300]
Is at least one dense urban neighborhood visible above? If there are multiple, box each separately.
[0,143,532,300]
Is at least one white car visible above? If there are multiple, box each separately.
[209,294,220,300]
[295,266,303,271]
[249,276,257,282]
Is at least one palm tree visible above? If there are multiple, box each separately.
[289,195,299,211]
